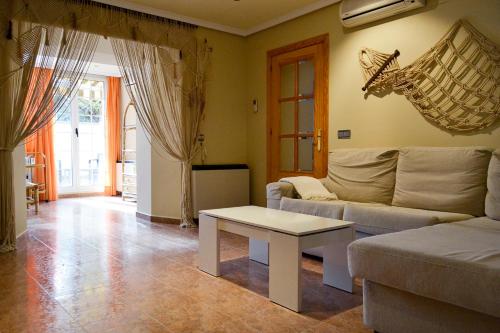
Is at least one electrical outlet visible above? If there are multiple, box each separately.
[338,129,351,139]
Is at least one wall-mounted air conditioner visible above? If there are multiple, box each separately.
[340,0,426,28]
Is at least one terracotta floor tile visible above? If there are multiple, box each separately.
[150,302,257,333]
[0,320,86,333]
[83,312,168,332]
[0,300,80,333]
[0,197,370,333]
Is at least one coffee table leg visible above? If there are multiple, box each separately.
[269,232,302,312]
[199,214,220,276]
[323,227,353,292]
[249,239,268,265]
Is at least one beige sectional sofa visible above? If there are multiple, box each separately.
[349,217,500,333]
[267,147,491,241]
[266,147,500,332]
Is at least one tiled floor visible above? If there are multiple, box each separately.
[0,197,369,333]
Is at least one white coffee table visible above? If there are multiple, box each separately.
[198,206,354,312]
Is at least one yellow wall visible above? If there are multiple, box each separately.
[194,28,248,165]
[246,0,500,206]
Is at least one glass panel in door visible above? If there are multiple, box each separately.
[280,101,295,135]
[280,138,295,171]
[298,99,314,134]
[77,79,106,188]
[298,137,314,171]
[298,59,314,96]
[54,103,73,187]
[280,63,295,98]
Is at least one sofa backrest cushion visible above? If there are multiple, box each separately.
[392,147,492,216]
[327,148,399,204]
[485,150,500,220]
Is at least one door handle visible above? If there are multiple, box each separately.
[316,129,321,152]
[75,128,79,138]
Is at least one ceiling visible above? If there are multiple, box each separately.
[95,0,341,36]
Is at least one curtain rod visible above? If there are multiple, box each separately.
[64,0,198,29]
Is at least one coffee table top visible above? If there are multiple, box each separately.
[199,206,353,236]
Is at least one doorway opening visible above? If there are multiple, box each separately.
[49,36,136,203]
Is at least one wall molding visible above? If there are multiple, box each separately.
[136,211,180,225]
[92,0,340,36]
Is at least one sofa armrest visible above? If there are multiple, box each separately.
[266,182,296,209]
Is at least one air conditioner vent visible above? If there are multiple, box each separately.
[340,0,425,28]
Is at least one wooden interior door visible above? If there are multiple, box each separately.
[267,35,329,182]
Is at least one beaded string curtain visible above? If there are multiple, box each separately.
[25,0,208,228]
[0,1,100,252]
[1,0,209,251]
[359,20,500,132]
[111,39,210,228]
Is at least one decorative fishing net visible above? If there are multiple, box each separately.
[360,20,500,131]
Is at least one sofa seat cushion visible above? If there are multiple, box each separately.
[280,197,385,220]
[343,204,472,235]
[453,216,500,231]
[392,147,492,216]
[327,148,399,205]
[348,219,500,318]
[486,150,500,220]
[280,197,347,220]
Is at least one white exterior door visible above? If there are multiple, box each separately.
[54,76,107,194]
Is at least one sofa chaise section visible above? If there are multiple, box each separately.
[361,279,500,333]
[343,204,472,235]
[348,217,500,333]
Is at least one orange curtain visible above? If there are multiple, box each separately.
[25,69,57,201]
[105,77,121,196]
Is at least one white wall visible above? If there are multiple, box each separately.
[136,121,152,215]
[151,145,182,219]
[87,38,121,77]
[135,122,183,219]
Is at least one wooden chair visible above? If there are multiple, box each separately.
[26,181,40,213]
